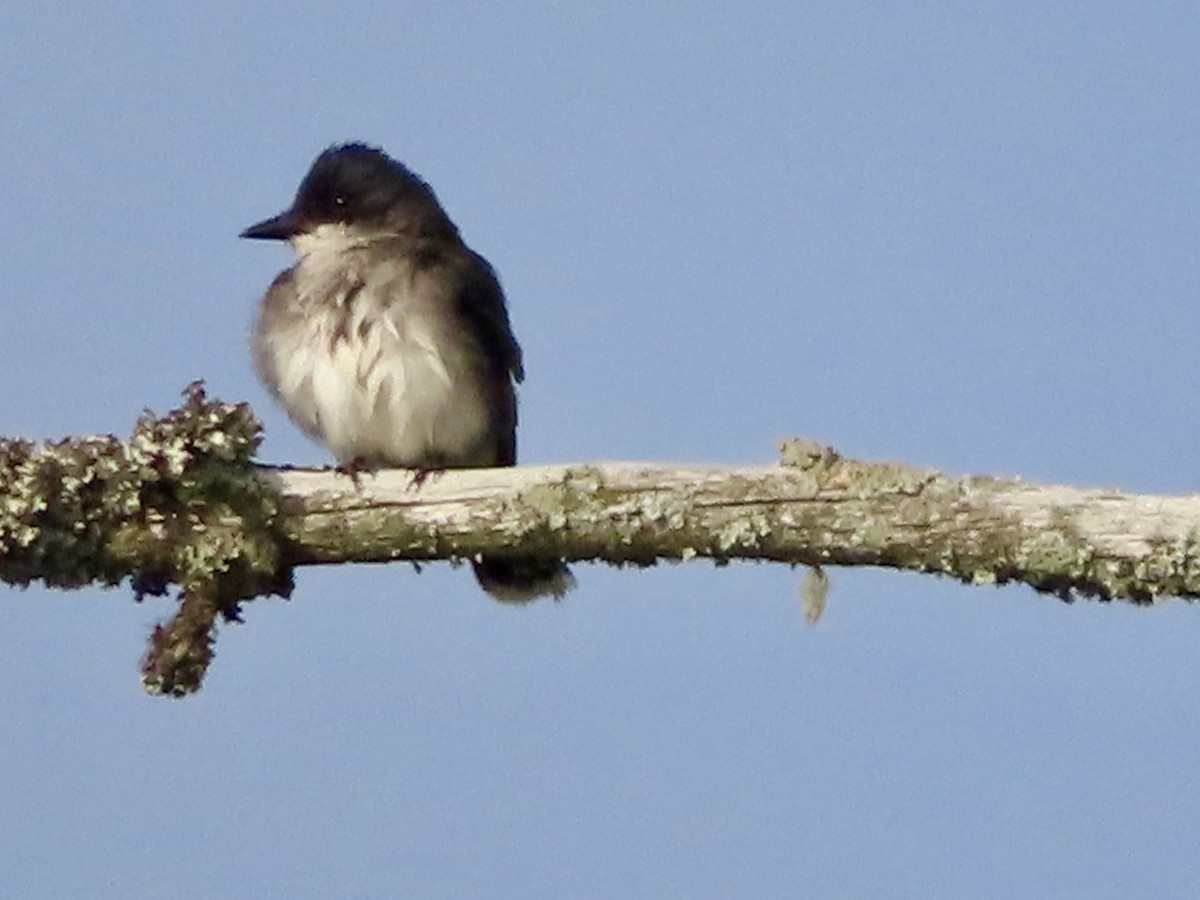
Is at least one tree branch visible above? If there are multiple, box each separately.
[3,386,1197,696]
[268,440,1200,604]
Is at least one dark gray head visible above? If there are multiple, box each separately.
[241,143,452,241]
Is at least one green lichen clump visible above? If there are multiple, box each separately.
[779,437,841,470]
[0,382,291,696]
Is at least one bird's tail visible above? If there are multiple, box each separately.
[473,557,575,603]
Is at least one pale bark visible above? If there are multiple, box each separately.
[266,444,1200,604]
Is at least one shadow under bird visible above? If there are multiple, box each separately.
[241,142,574,601]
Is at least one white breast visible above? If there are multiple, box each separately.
[254,240,493,467]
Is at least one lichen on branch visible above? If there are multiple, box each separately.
[0,382,291,695]
[5,385,1200,698]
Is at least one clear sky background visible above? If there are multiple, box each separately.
[2,4,1199,898]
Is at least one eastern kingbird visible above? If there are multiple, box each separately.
[242,142,574,602]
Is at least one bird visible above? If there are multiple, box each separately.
[241,142,574,602]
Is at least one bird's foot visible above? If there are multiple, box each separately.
[407,466,445,491]
[335,458,377,489]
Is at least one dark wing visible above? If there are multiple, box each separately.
[455,250,525,384]
[411,236,525,466]
[454,251,524,466]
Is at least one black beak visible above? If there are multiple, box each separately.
[240,208,303,241]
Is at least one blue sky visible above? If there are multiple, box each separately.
[3,4,1200,898]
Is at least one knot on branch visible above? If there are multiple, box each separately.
[0,382,292,696]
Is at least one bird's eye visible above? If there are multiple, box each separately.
[334,195,346,206]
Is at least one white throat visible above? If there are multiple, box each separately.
[290,222,376,257]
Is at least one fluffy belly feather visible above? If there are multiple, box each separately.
[256,304,492,467]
